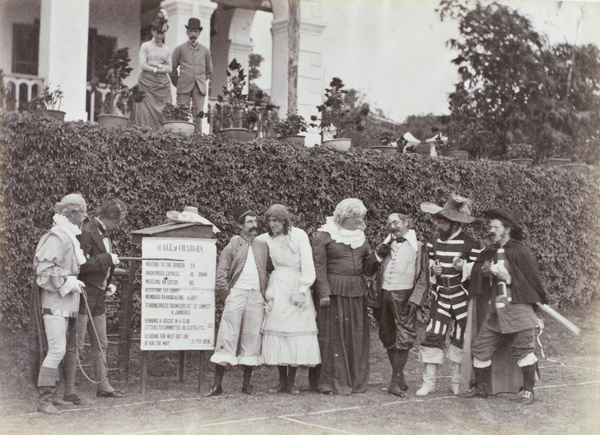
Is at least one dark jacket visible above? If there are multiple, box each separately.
[78,218,114,315]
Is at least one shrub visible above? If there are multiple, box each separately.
[1,112,599,332]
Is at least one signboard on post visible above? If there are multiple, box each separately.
[140,237,217,351]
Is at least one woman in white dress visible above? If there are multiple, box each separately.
[260,204,320,394]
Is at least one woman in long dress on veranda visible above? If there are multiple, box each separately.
[133,10,172,127]
[259,204,321,394]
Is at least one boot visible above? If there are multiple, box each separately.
[308,365,321,391]
[204,364,225,397]
[388,350,409,397]
[461,367,489,398]
[37,367,62,415]
[268,366,288,393]
[519,364,536,405]
[416,363,437,396]
[451,362,461,395]
[51,389,73,407]
[287,366,299,395]
[241,365,254,395]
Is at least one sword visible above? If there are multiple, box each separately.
[536,303,581,336]
[118,257,185,262]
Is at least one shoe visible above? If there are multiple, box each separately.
[460,387,488,399]
[268,383,286,394]
[204,385,223,397]
[388,384,408,398]
[38,402,63,415]
[63,393,82,405]
[52,397,73,407]
[97,390,126,398]
[288,387,300,395]
[242,385,254,395]
[519,390,534,405]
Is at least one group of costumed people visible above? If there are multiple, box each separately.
[205,196,548,405]
[132,10,211,133]
[31,193,548,415]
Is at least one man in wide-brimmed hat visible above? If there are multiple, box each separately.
[416,194,482,396]
[205,205,269,396]
[170,17,212,133]
[463,208,547,405]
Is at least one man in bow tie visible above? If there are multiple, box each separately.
[372,211,428,396]
[63,198,127,404]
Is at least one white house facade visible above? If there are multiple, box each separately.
[1,0,326,136]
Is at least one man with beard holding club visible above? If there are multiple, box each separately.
[205,205,269,396]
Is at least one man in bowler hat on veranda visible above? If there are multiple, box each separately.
[169,17,212,133]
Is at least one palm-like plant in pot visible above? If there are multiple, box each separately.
[161,103,195,136]
[29,86,65,120]
[210,59,255,141]
[274,113,307,145]
[311,77,369,150]
[93,47,145,127]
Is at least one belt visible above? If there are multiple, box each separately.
[42,308,78,318]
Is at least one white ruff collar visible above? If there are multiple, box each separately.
[318,216,365,249]
[52,214,86,265]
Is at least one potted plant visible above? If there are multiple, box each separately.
[29,86,65,121]
[161,103,195,136]
[94,47,144,128]
[210,59,255,141]
[372,130,400,154]
[311,77,369,151]
[274,113,307,145]
[506,143,535,166]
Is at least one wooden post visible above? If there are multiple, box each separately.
[119,242,138,383]
[141,351,148,395]
[177,351,186,382]
[198,350,205,393]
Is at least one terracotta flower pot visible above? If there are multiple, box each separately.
[372,146,399,155]
[444,150,469,160]
[323,138,352,151]
[44,110,66,121]
[97,114,129,128]
[162,120,196,136]
[277,135,305,146]
[220,128,255,142]
[547,158,570,167]
[509,158,534,166]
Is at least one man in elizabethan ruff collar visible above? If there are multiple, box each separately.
[33,193,88,414]
[417,194,482,396]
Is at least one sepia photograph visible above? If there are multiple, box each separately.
[0,0,599,433]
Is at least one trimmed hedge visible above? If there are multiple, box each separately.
[1,112,599,331]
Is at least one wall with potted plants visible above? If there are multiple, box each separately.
[161,103,195,136]
[311,77,370,151]
[274,113,307,145]
[92,48,145,128]
[29,86,65,121]
[209,59,256,141]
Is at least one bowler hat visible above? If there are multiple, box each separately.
[484,208,521,229]
[234,205,254,224]
[185,18,202,30]
[420,194,475,224]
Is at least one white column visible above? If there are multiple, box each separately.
[271,0,325,146]
[38,0,89,121]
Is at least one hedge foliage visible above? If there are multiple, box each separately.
[1,112,599,331]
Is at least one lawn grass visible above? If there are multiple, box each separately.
[1,303,598,434]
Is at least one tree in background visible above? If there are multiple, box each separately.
[439,0,600,162]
